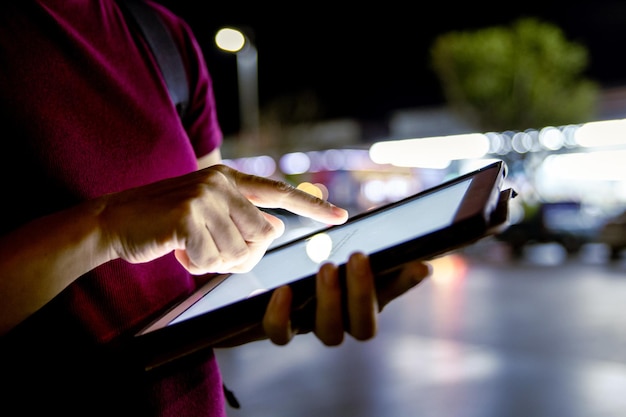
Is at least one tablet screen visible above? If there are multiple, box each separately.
[170,177,473,325]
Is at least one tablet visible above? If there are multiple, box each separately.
[132,160,514,371]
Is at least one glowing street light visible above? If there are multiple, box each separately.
[215,27,259,141]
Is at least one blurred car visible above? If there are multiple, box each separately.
[598,210,626,260]
[496,201,605,258]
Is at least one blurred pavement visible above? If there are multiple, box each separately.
[216,239,626,417]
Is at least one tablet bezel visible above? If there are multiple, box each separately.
[132,160,509,371]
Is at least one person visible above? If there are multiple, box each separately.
[0,1,431,416]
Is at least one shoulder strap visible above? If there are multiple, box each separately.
[119,0,189,118]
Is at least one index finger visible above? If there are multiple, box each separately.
[219,165,349,225]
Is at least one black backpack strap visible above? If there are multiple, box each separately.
[119,0,189,118]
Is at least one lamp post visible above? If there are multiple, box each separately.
[215,27,259,143]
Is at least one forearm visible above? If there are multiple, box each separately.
[0,199,114,336]
[0,158,350,337]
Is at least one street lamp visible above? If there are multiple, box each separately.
[215,27,259,141]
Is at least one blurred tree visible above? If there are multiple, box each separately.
[430,18,599,132]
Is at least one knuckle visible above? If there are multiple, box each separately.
[258,219,278,238]
[275,180,296,194]
[199,252,222,270]
[197,165,235,192]
[273,181,300,202]
[221,245,251,265]
[209,163,234,176]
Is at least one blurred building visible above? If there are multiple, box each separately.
[221,86,626,225]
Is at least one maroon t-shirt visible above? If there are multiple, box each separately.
[0,1,226,415]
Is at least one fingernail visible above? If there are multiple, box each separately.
[332,206,349,219]
[349,252,368,269]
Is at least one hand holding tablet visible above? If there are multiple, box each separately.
[132,160,515,371]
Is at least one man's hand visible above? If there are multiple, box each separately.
[99,164,348,274]
[262,253,431,346]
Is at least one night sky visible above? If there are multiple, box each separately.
[157,1,626,135]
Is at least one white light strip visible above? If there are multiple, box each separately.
[575,118,626,148]
[369,133,490,168]
[541,150,626,181]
